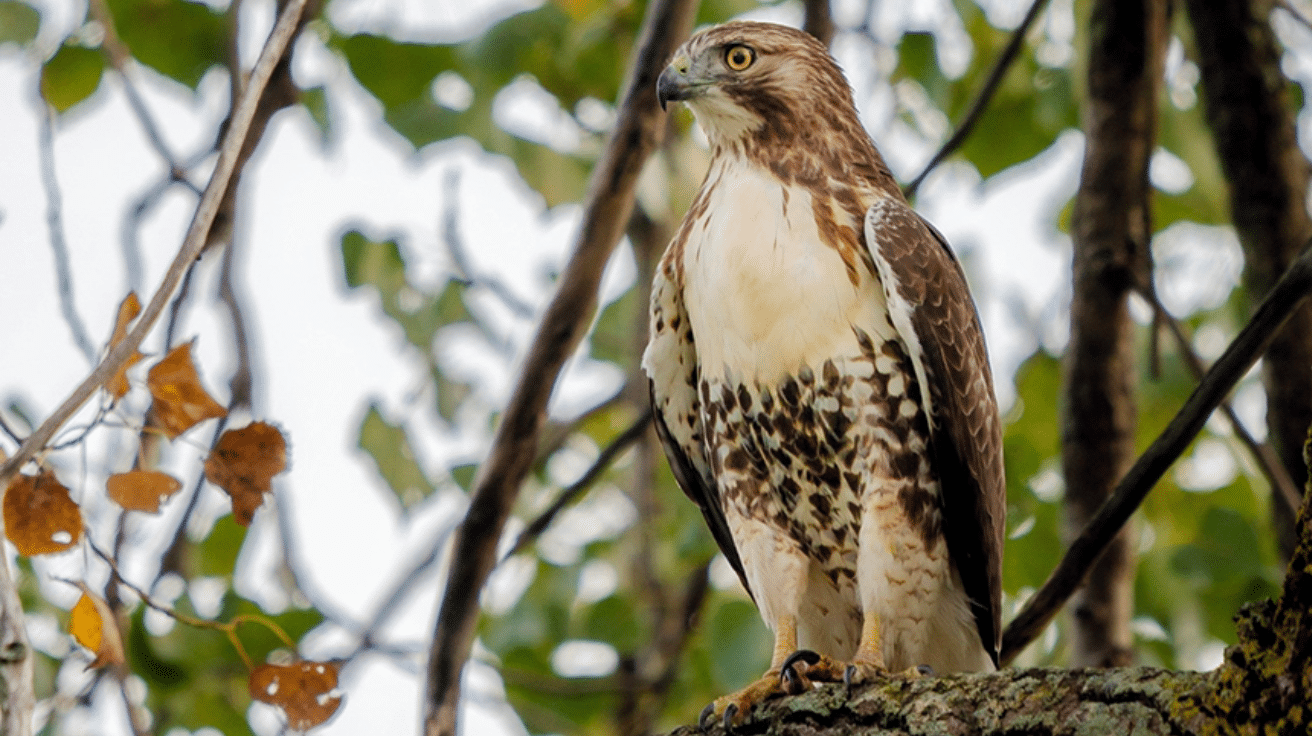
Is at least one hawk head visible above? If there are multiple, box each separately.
[657,21,890,191]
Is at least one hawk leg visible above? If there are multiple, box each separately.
[778,613,928,694]
[699,613,799,730]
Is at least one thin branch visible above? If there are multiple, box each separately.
[218,218,254,412]
[1000,243,1312,664]
[441,168,536,320]
[422,0,698,731]
[1141,287,1304,514]
[88,0,197,191]
[37,106,96,363]
[503,409,653,561]
[903,0,1052,198]
[0,414,24,447]
[1276,0,1312,33]
[0,0,309,490]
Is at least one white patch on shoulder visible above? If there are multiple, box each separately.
[864,199,934,421]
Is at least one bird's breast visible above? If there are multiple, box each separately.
[682,159,893,384]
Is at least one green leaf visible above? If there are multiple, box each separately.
[333,33,457,108]
[706,599,771,690]
[40,45,105,113]
[581,595,640,652]
[0,1,39,48]
[106,0,226,89]
[300,85,331,146]
[341,229,405,292]
[358,403,436,509]
[193,514,246,577]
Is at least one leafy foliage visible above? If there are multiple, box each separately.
[11,0,1306,733]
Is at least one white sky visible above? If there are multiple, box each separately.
[0,0,1291,732]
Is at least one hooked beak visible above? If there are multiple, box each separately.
[657,56,693,111]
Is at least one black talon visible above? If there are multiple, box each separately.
[780,648,821,674]
[699,703,716,730]
[722,703,739,731]
[843,664,857,691]
[916,664,934,677]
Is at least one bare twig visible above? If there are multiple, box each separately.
[0,0,309,490]
[904,0,1053,198]
[1276,0,1312,32]
[503,409,653,561]
[0,414,24,446]
[217,233,254,411]
[1141,288,1304,514]
[441,168,535,320]
[421,1,697,732]
[37,106,96,363]
[88,0,197,190]
[1000,243,1312,664]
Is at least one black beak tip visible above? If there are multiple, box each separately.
[656,67,683,113]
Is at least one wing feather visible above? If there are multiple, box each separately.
[642,260,752,598]
[863,198,1005,666]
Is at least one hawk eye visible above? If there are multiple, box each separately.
[724,44,755,71]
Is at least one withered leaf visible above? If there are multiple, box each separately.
[105,292,144,401]
[204,422,287,526]
[106,470,183,514]
[147,340,226,439]
[68,584,125,669]
[248,660,343,730]
[3,470,82,556]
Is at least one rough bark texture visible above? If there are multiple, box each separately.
[420,1,697,733]
[1061,0,1166,668]
[664,439,1312,735]
[1185,0,1312,561]
[0,556,33,736]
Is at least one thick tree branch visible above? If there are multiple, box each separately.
[1061,0,1166,668]
[420,1,698,733]
[0,0,309,489]
[669,416,1312,735]
[1186,0,1312,561]
[1002,243,1312,664]
[802,0,835,47]
[0,554,33,736]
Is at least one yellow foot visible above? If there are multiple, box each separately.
[779,650,932,694]
[699,670,786,731]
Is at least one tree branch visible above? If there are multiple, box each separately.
[1141,287,1303,514]
[0,0,309,490]
[903,0,1052,198]
[37,105,96,363]
[503,409,653,561]
[1001,242,1312,664]
[420,1,698,732]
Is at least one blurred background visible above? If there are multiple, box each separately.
[0,0,1309,733]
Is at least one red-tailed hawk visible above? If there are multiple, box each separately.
[642,21,1005,727]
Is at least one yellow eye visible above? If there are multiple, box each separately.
[724,44,755,71]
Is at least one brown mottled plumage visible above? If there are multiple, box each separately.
[643,21,1005,726]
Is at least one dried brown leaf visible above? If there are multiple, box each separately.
[106,292,145,401]
[147,340,226,439]
[204,422,287,526]
[106,470,183,513]
[248,660,342,730]
[3,470,82,556]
